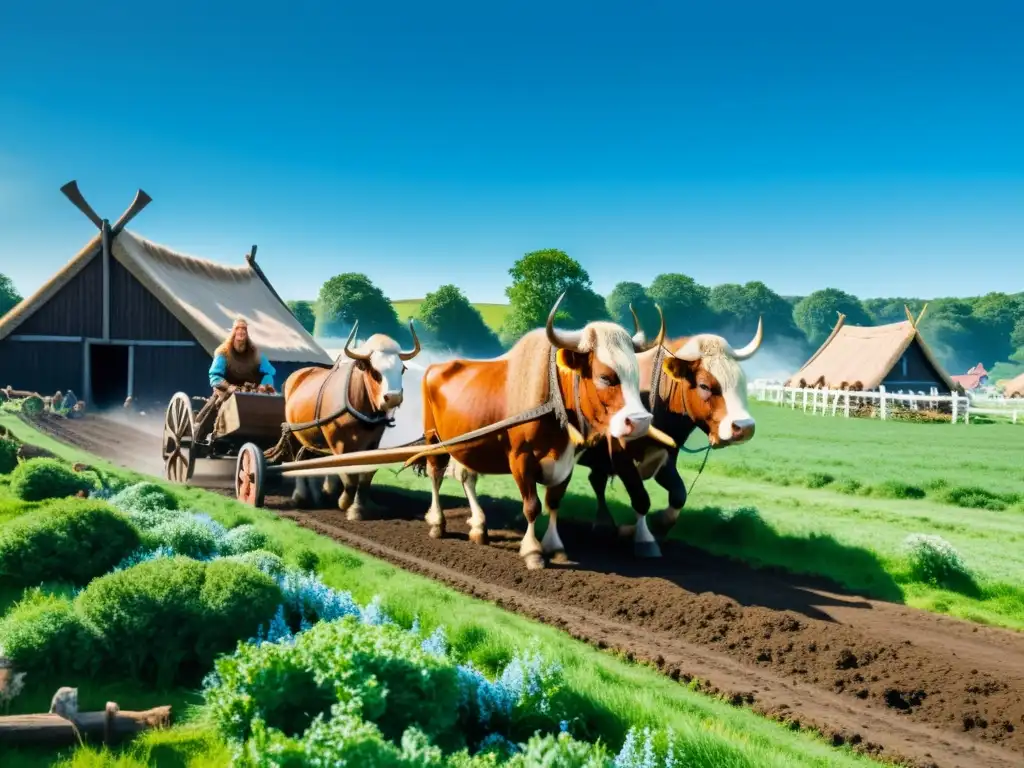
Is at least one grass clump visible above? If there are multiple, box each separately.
[0,590,99,677]
[939,485,1014,511]
[869,480,926,500]
[901,534,977,594]
[8,458,92,502]
[0,498,141,586]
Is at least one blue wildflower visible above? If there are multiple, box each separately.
[420,626,448,657]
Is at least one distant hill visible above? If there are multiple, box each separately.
[390,299,510,333]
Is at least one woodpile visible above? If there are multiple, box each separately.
[0,700,172,747]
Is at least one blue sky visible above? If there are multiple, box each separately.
[1,1,1021,305]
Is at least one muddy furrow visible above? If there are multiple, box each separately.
[24,413,1024,768]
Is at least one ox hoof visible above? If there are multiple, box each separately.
[337,492,354,511]
[547,550,569,565]
[523,552,545,570]
[428,524,446,540]
[346,507,363,522]
[617,524,637,540]
[469,528,489,546]
[633,541,662,559]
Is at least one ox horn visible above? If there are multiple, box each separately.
[628,304,645,347]
[399,319,422,361]
[545,292,583,352]
[633,303,666,353]
[343,322,372,362]
[730,316,763,360]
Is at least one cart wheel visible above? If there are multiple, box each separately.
[163,392,196,483]
[236,442,266,507]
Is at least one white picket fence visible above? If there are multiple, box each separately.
[750,384,1020,424]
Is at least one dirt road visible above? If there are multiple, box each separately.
[26,413,1024,768]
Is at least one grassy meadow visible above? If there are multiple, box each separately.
[371,402,1024,630]
[0,413,879,768]
[392,299,511,333]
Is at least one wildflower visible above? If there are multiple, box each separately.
[420,626,448,657]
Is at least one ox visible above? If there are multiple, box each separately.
[584,320,764,554]
[282,321,421,517]
[413,294,671,570]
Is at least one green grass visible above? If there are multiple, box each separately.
[392,299,511,333]
[0,415,880,768]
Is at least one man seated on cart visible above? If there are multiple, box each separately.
[208,316,277,395]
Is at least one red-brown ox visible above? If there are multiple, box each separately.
[448,320,764,558]
[283,321,421,517]
[582,320,764,555]
[414,294,671,570]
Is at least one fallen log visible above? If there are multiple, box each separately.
[0,702,172,747]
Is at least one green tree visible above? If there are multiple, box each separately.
[709,281,802,340]
[500,249,607,343]
[862,297,925,325]
[1012,315,1024,352]
[916,298,978,372]
[793,289,871,348]
[315,273,401,339]
[969,292,1021,365]
[646,273,713,335]
[0,273,21,317]
[286,300,316,334]
[606,281,660,336]
[417,284,503,357]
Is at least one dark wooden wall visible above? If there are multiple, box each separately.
[882,341,951,393]
[109,260,194,341]
[15,258,103,337]
[0,340,84,396]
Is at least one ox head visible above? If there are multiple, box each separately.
[343,320,422,411]
[547,293,666,443]
[661,319,763,448]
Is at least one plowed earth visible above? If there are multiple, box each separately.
[27,413,1024,768]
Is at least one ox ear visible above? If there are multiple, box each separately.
[556,348,588,374]
[662,355,697,382]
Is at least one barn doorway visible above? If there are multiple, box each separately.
[89,344,129,409]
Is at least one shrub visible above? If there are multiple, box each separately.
[0,592,99,677]
[76,556,280,686]
[0,437,18,475]
[109,482,179,516]
[902,534,976,592]
[940,485,1010,511]
[146,515,220,559]
[228,549,286,577]
[205,616,462,747]
[20,395,44,417]
[871,480,926,500]
[222,524,270,555]
[804,472,834,489]
[0,498,141,586]
[291,547,320,573]
[9,458,92,502]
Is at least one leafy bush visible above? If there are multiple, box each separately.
[0,498,141,586]
[871,480,926,500]
[228,549,286,577]
[291,547,319,573]
[222,524,270,555]
[0,591,99,677]
[109,482,179,516]
[205,616,463,747]
[76,556,280,686]
[20,395,44,417]
[0,437,18,475]
[9,458,92,501]
[902,534,976,593]
[940,485,1012,511]
[146,515,220,559]
[804,472,834,489]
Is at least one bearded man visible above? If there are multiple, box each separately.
[208,317,277,395]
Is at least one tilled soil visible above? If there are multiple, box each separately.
[25,413,1024,768]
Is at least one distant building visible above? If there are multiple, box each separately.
[0,182,332,407]
[785,304,957,394]
[1003,372,1024,399]
[951,363,989,392]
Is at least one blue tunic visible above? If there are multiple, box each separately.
[208,353,276,389]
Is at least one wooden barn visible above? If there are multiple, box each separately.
[785,305,957,394]
[0,182,332,408]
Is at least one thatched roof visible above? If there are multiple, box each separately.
[1003,372,1024,398]
[0,229,331,365]
[785,305,956,391]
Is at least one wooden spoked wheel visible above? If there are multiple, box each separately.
[235,442,266,507]
[163,392,197,483]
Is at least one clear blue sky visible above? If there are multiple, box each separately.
[1,1,1021,305]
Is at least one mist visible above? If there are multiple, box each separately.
[739,337,808,384]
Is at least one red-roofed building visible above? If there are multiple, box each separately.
[951,363,989,391]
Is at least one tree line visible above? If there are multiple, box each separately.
[3,252,1021,380]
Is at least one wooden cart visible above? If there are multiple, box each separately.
[162,388,286,489]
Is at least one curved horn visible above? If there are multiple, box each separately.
[344,322,371,362]
[545,292,583,351]
[633,304,666,352]
[399,319,422,361]
[628,304,646,347]
[730,316,763,360]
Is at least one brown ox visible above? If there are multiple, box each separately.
[283,321,421,517]
[450,320,764,557]
[414,294,668,570]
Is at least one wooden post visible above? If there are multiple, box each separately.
[802,388,808,411]
[951,394,959,424]
[101,219,111,341]
[127,345,135,399]
[879,385,887,420]
[82,341,92,407]
[844,391,851,418]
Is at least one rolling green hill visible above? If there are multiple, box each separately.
[391,299,510,333]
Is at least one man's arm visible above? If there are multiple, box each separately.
[209,354,230,391]
[258,355,277,388]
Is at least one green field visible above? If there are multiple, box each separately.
[369,402,1024,630]
[0,414,878,768]
[392,299,511,333]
